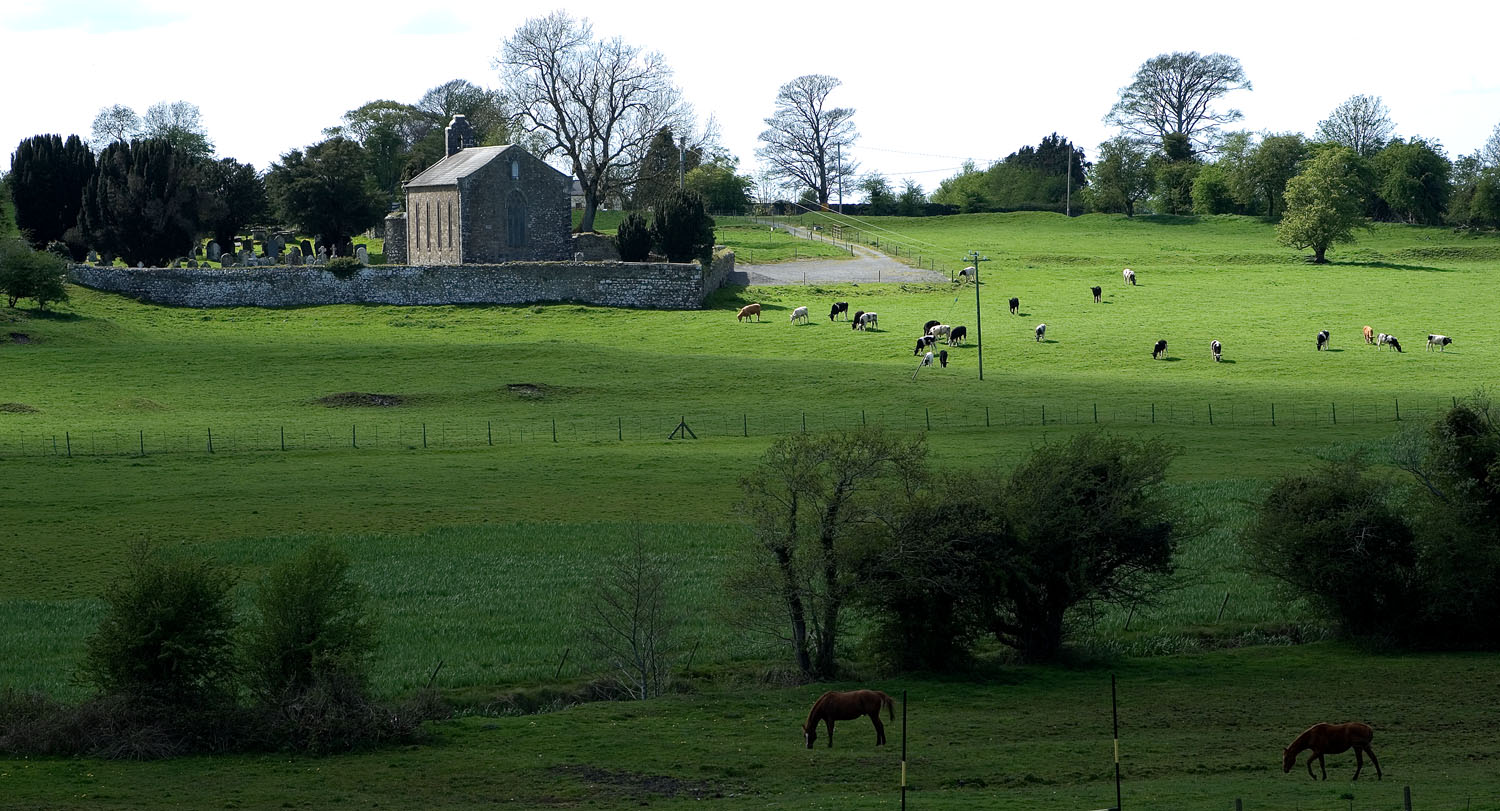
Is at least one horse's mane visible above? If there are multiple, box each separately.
[804,693,830,729]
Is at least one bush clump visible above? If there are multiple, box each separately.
[614,212,652,262]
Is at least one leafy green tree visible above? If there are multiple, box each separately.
[896,178,926,216]
[1152,133,1200,215]
[1316,94,1394,157]
[1191,163,1239,214]
[81,543,237,707]
[1105,51,1251,155]
[931,161,991,213]
[265,137,386,252]
[1245,132,1308,218]
[650,189,715,265]
[1002,133,1089,190]
[1086,137,1153,216]
[859,173,895,214]
[634,126,700,211]
[9,134,95,249]
[241,543,378,702]
[1277,146,1367,263]
[733,426,927,679]
[614,211,652,261]
[80,138,200,267]
[971,432,1179,660]
[1467,169,1500,229]
[0,240,69,309]
[141,101,214,162]
[1371,138,1451,225]
[684,158,752,214]
[0,173,16,238]
[1482,122,1500,169]
[199,158,267,254]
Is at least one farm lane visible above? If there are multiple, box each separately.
[731,224,947,285]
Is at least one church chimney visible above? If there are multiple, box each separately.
[445,115,477,157]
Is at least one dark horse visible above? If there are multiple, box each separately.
[1283,722,1382,781]
[803,689,895,749]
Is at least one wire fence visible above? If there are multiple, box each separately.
[0,395,1462,460]
[1208,787,1500,810]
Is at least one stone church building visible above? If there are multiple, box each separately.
[393,115,572,265]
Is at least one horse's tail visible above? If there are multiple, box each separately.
[882,691,895,721]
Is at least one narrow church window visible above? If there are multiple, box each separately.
[511,160,520,180]
[447,201,454,250]
[506,190,527,248]
[425,202,432,250]
[435,199,442,248]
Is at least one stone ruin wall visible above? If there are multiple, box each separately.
[67,251,735,311]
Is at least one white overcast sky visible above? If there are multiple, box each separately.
[3,0,1497,196]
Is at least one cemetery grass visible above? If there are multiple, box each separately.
[4,213,1500,807]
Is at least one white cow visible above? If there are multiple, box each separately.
[857,311,879,331]
[1123,268,1136,285]
[927,324,951,341]
[790,305,809,324]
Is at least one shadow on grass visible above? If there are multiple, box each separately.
[14,308,84,322]
[1338,260,1450,272]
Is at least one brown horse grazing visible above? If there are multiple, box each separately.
[1283,722,1382,781]
[803,689,895,749]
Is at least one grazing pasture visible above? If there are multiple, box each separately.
[4,212,1500,808]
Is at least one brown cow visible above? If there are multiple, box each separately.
[736,303,762,322]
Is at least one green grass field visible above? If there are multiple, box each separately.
[3,212,1499,809]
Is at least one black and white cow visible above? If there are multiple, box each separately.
[1153,339,1168,359]
[1211,340,1221,362]
[829,301,849,321]
[1386,336,1404,353]
[1427,334,1452,352]
[1035,323,1046,342]
[923,320,941,335]
[913,335,936,355]
[1316,330,1330,351]
[857,312,878,331]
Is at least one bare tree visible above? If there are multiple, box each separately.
[756,74,859,208]
[498,11,688,232]
[90,105,142,152]
[581,538,682,700]
[1105,52,1251,156]
[1316,94,1396,157]
[734,426,926,680]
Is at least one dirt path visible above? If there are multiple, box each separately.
[729,227,948,286]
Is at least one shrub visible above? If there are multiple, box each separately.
[1242,458,1420,640]
[241,542,378,702]
[80,543,238,708]
[325,256,364,279]
[614,212,652,262]
[650,189,715,266]
[0,240,69,309]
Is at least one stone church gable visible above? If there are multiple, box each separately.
[403,126,571,265]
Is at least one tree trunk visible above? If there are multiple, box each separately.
[578,189,598,233]
[1313,246,1327,264]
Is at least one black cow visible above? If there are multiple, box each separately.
[923,320,941,335]
[1091,286,1102,303]
[829,301,849,321]
[948,325,967,346]
[851,311,865,331]
[1153,339,1168,359]
[938,349,949,368]
[1316,330,1330,351]
[1009,297,1020,315]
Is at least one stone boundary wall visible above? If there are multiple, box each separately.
[68,251,735,310]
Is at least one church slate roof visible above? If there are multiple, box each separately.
[403,145,513,189]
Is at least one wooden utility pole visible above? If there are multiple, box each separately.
[966,250,990,380]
